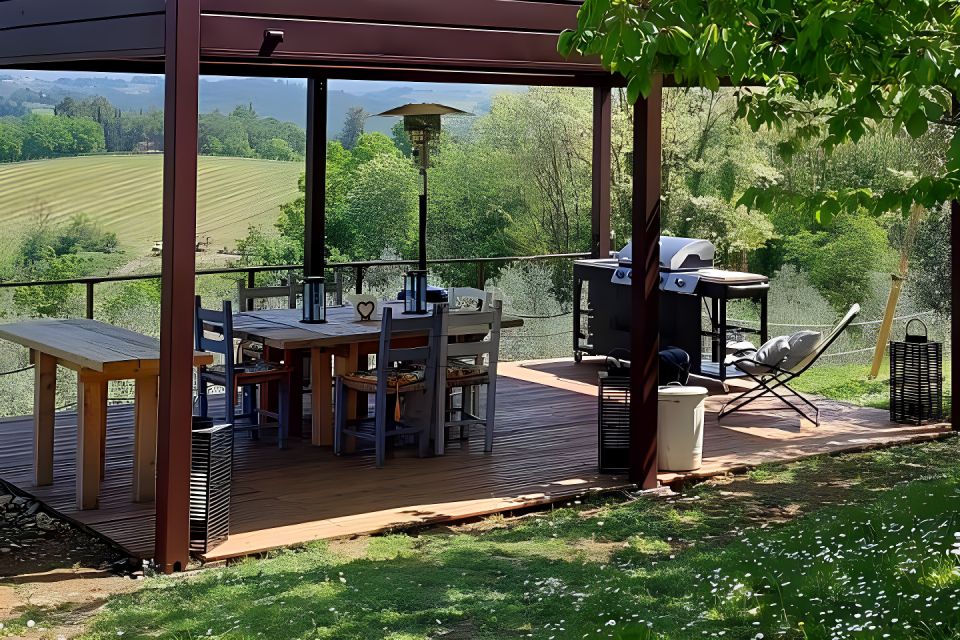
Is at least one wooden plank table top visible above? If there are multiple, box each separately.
[0,318,211,374]
[0,318,213,510]
[229,303,523,350]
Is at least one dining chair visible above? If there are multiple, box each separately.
[334,304,445,467]
[237,271,302,311]
[194,296,293,448]
[447,287,493,312]
[434,299,502,455]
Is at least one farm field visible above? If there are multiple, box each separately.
[0,154,302,254]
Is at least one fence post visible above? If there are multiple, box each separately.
[476,262,486,289]
[246,269,255,311]
[85,282,95,319]
[354,266,363,294]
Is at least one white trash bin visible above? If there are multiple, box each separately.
[657,385,708,471]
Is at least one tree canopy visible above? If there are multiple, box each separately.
[559,0,959,221]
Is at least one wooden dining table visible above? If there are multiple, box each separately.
[0,319,213,510]
[229,302,522,446]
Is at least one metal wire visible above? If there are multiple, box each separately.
[503,310,573,319]
[0,364,35,376]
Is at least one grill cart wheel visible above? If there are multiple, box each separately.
[574,350,583,363]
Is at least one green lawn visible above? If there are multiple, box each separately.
[793,360,952,415]
[16,438,949,639]
[0,154,301,254]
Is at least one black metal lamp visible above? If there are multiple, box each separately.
[404,269,428,315]
[302,275,326,323]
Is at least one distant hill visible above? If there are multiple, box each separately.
[0,72,518,136]
[0,155,302,253]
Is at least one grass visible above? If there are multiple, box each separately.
[31,437,953,640]
[793,360,952,415]
[0,154,301,253]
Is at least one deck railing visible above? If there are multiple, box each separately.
[0,252,589,320]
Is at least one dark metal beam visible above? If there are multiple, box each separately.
[200,0,580,33]
[0,0,163,29]
[199,14,598,74]
[0,14,164,66]
[155,0,200,574]
[591,86,612,258]
[629,76,662,489]
[304,78,327,278]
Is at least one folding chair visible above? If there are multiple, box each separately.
[718,304,861,426]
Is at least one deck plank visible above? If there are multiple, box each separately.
[0,358,950,562]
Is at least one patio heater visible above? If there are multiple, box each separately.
[376,103,472,314]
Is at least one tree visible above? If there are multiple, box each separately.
[0,122,23,161]
[337,106,368,150]
[559,1,960,220]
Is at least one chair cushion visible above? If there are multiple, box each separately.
[446,363,488,379]
[726,335,790,375]
[754,335,791,367]
[343,365,426,388]
[781,330,822,370]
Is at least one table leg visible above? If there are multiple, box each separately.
[334,344,360,421]
[77,377,106,510]
[33,351,56,487]
[284,348,304,438]
[100,383,108,480]
[133,376,159,502]
[310,348,332,446]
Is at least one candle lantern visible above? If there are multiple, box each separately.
[889,319,943,424]
[404,270,428,315]
[301,275,326,324]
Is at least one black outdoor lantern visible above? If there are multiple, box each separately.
[376,103,472,279]
[302,275,326,324]
[889,319,943,424]
[404,269,429,315]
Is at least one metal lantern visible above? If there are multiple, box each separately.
[301,275,326,324]
[404,270,428,315]
[598,365,631,473]
[189,418,233,554]
[889,319,943,424]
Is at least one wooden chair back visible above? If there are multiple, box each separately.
[238,272,302,311]
[447,287,493,312]
[373,305,445,395]
[441,299,502,364]
[194,297,238,390]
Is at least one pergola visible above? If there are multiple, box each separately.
[5,0,952,574]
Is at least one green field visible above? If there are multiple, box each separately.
[0,154,302,254]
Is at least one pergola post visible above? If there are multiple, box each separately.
[591,87,612,258]
[304,78,328,278]
[953,197,958,430]
[155,0,200,574]
[629,76,662,489]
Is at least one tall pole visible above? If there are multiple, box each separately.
[592,86,612,258]
[418,135,428,272]
[304,78,328,278]
[155,0,200,573]
[629,76,662,489]
[953,196,958,429]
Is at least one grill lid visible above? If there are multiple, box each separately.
[660,237,715,271]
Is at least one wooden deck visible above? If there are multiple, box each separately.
[0,358,950,562]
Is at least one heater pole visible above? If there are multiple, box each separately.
[418,145,428,272]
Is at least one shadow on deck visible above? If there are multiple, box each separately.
[0,358,949,562]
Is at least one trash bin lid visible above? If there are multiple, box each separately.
[657,385,708,397]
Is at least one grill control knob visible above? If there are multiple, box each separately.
[627,270,632,279]
[675,277,685,288]
[615,269,625,279]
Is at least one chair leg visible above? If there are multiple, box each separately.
[198,379,209,417]
[484,383,495,453]
[334,378,345,455]
[225,383,236,425]
[375,398,387,468]
[277,377,290,449]
[249,385,260,440]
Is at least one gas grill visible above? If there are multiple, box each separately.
[573,237,770,381]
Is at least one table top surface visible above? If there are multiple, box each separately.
[231,303,522,350]
[0,318,212,372]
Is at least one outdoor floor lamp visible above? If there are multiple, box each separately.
[376,103,472,313]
